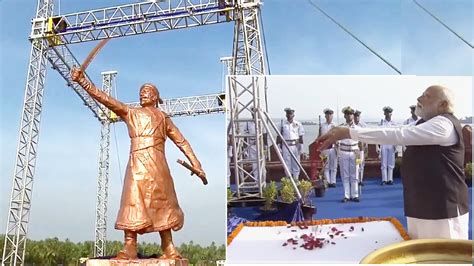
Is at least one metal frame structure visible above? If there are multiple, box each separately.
[2,1,54,264]
[126,94,226,118]
[228,76,310,200]
[3,0,266,264]
[228,76,266,197]
[93,71,116,257]
[227,0,267,199]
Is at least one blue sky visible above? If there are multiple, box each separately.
[1,0,472,246]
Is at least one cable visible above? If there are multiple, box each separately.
[112,78,123,184]
[259,8,271,75]
[307,0,402,74]
[413,0,473,49]
[259,7,270,113]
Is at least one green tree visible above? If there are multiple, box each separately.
[0,234,224,265]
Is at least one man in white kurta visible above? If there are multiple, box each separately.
[319,108,338,187]
[337,106,360,202]
[379,106,397,185]
[316,85,469,240]
[279,107,305,178]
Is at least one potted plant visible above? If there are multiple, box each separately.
[227,187,233,202]
[298,179,313,203]
[465,162,472,187]
[298,179,316,220]
[280,177,297,203]
[227,187,234,215]
[313,154,328,197]
[262,181,277,211]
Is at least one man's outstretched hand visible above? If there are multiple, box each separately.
[315,127,351,150]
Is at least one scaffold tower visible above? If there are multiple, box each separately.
[3,0,267,264]
[93,71,116,257]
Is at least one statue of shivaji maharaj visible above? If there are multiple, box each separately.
[71,68,206,260]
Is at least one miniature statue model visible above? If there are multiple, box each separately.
[71,68,206,260]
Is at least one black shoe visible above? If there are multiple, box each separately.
[341,198,349,203]
[351,197,360,202]
[329,183,336,188]
[380,181,386,186]
[387,181,394,185]
[359,182,364,186]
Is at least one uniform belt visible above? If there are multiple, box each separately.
[285,139,298,146]
[340,148,359,152]
[340,143,358,147]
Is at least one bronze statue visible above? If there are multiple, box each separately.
[71,68,206,260]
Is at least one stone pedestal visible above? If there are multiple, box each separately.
[86,258,189,266]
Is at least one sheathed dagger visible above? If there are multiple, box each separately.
[177,159,208,185]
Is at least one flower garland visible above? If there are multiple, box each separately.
[227,223,244,245]
[227,217,410,245]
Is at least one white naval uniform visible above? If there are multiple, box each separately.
[355,121,367,183]
[350,115,469,239]
[320,122,338,185]
[379,119,397,183]
[404,117,419,126]
[338,122,360,199]
[280,119,305,178]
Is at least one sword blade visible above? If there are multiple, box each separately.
[80,38,110,72]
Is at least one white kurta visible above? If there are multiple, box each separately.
[349,115,468,240]
[402,117,419,152]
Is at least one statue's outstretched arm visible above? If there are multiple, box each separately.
[71,68,129,117]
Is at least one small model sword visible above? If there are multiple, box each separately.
[177,159,208,185]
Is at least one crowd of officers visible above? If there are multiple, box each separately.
[228,105,420,203]
[318,105,419,202]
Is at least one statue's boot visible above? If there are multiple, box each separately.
[159,229,182,259]
[115,230,138,260]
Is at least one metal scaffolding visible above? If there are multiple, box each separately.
[2,1,53,264]
[228,76,267,197]
[40,0,237,45]
[93,71,116,257]
[227,0,267,199]
[3,0,266,264]
[126,93,226,118]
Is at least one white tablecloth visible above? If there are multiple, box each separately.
[227,220,405,264]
